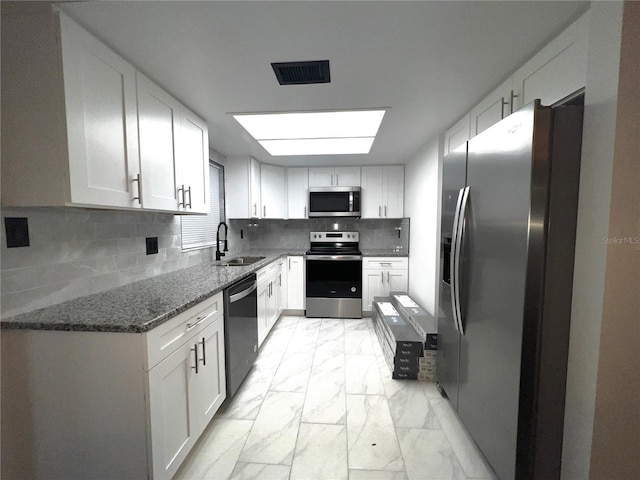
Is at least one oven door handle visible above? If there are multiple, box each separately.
[305,255,362,261]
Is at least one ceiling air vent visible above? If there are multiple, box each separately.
[271,60,330,85]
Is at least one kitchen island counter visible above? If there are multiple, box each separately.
[0,250,306,333]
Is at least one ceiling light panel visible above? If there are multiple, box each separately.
[233,110,386,140]
[259,137,375,156]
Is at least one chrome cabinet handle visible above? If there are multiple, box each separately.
[191,344,199,374]
[178,185,185,207]
[501,97,508,119]
[199,337,206,366]
[387,271,390,283]
[253,203,256,215]
[304,206,307,218]
[510,90,519,114]
[289,258,291,270]
[336,173,339,185]
[263,205,266,217]
[187,314,208,330]
[381,271,384,283]
[385,205,388,217]
[132,174,142,204]
[379,206,382,217]
[186,186,192,208]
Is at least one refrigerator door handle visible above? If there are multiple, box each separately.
[453,186,470,335]
[450,188,465,333]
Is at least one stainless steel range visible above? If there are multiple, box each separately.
[305,231,362,318]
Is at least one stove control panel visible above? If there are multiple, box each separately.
[310,231,359,242]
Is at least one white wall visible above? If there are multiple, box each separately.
[404,136,441,314]
[561,2,624,479]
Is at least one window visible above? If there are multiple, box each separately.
[181,161,225,250]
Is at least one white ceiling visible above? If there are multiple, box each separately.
[58,1,589,167]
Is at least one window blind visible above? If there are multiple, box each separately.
[181,162,224,250]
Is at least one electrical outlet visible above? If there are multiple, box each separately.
[146,237,158,255]
[4,217,30,248]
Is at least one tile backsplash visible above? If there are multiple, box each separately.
[1,208,408,318]
[0,207,219,318]
[231,217,410,253]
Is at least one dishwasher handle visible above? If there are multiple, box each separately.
[229,281,257,303]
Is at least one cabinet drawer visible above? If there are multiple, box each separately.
[257,261,278,285]
[146,292,223,370]
[362,257,408,270]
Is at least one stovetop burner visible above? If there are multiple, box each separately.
[306,231,361,256]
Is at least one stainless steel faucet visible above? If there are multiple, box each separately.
[215,222,228,260]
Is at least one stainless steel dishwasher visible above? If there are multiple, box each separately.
[223,274,258,399]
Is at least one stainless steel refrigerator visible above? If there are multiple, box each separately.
[437,100,584,480]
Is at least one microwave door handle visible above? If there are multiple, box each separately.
[349,192,354,212]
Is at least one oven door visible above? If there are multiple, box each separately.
[305,255,362,318]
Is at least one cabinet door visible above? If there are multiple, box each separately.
[334,167,361,186]
[469,77,517,137]
[286,256,305,310]
[148,340,196,480]
[383,166,404,218]
[386,270,409,294]
[137,73,180,212]
[444,114,471,155]
[515,12,588,108]
[362,269,384,312]
[287,167,309,218]
[257,284,268,347]
[261,164,286,218]
[250,157,261,218]
[190,318,226,438]
[60,13,141,209]
[275,265,284,318]
[308,167,335,187]
[360,167,384,218]
[180,108,210,214]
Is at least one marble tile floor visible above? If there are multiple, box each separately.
[175,316,497,480]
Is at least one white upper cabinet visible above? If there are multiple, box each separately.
[137,74,209,214]
[469,76,519,137]
[226,156,261,218]
[250,157,262,218]
[308,167,361,187]
[179,108,210,214]
[1,5,209,214]
[286,167,309,219]
[1,6,141,209]
[260,164,287,219]
[513,11,589,108]
[137,73,181,212]
[444,114,471,155]
[361,166,404,218]
[447,10,589,147]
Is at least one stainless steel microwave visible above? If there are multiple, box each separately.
[308,186,361,217]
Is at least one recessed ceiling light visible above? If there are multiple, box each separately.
[259,138,375,156]
[231,109,386,156]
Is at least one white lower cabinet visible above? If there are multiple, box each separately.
[148,312,226,480]
[362,257,409,312]
[285,256,305,310]
[0,292,226,480]
[257,261,283,347]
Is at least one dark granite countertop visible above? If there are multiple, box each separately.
[1,250,306,334]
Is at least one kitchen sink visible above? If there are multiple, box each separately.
[222,256,266,266]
